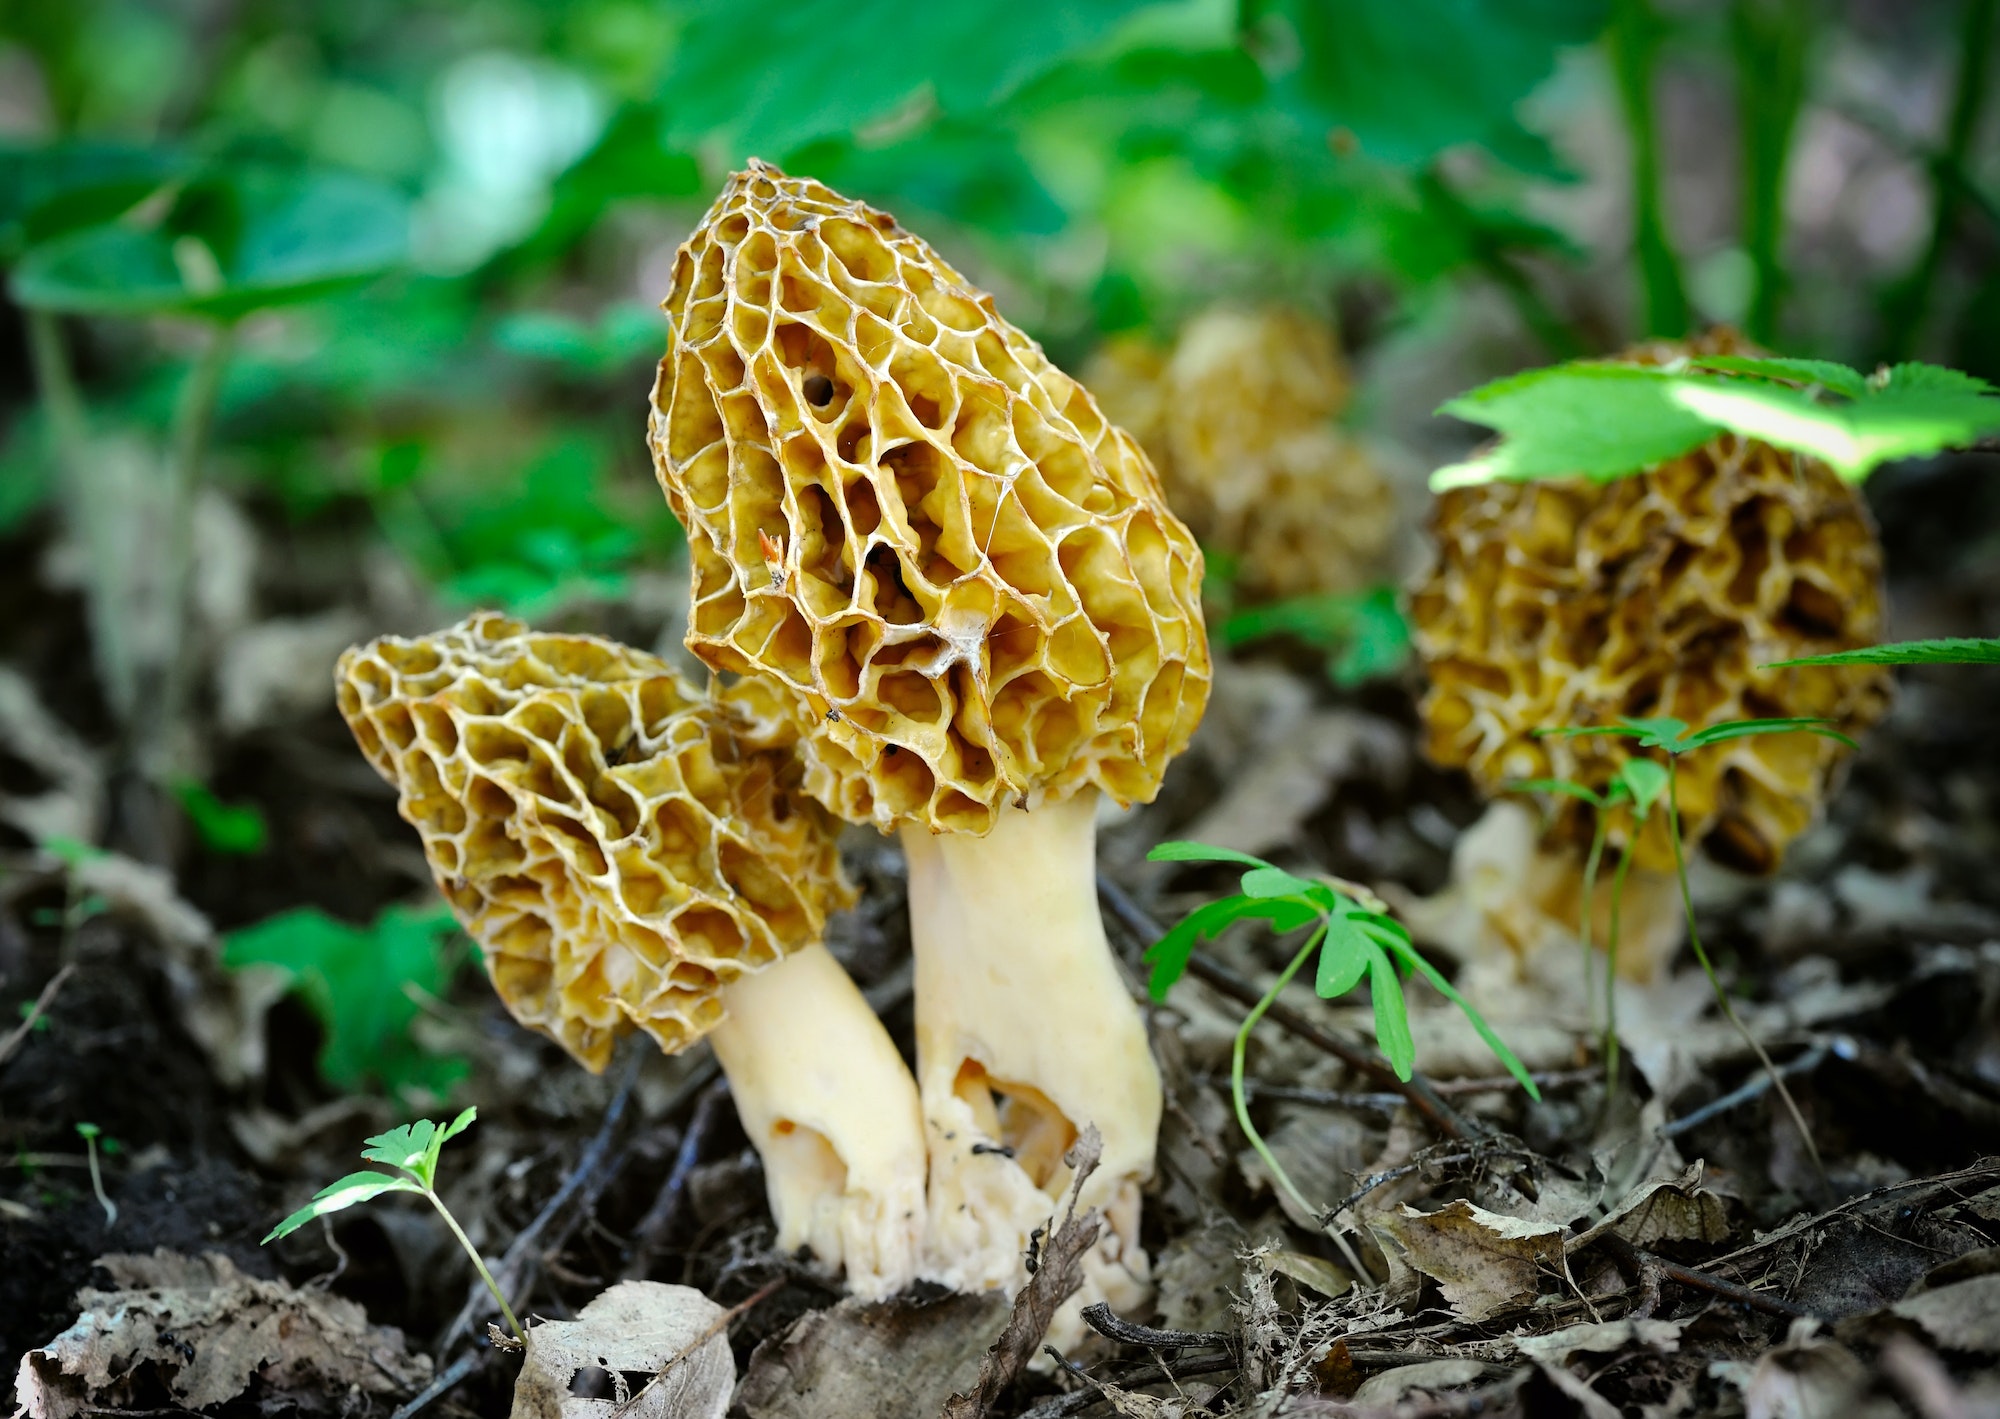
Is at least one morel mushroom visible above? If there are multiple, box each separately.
[1411,332,1893,874]
[336,613,925,1297]
[1087,306,1395,603]
[648,163,1210,1322]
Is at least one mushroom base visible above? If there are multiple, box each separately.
[901,790,1160,1337]
[710,942,926,1299]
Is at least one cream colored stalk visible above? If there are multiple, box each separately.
[710,941,927,1299]
[901,789,1158,1331]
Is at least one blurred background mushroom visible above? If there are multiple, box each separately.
[335,612,927,1297]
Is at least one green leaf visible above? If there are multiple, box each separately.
[663,0,1156,159]
[262,1171,422,1244]
[1676,716,1856,752]
[362,1119,440,1183]
[1433,365,1718,489]
[1147,841,1277,870]
[1368,949,1415,1081]
[422,1106,478,1184]
[1218,586,1412,687]
[169,778,268,855]
[1143,897,1258,1002]
[1503,777,1608,809]
[1240,866,1321,900]
[1765,637,2000,668]
[1688,355,1870,398]
[1667,378,2000,482]
[1617,758,1671,815]
[222,903,469,1099]
[1391,945,1541,1099]
[1315,918,1373,999]
[11,166,406,320]
[0,141,184,260]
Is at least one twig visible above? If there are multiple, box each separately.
[0,964,74,1069]
[442,1048,645,1349]
[1593,1230,1807,1319]
[1097,875,1477,1141]
[1021,1349,1242,1419]
[1321,1141,1536,1225]
[1658,1039,1833,1140]
[389,1348,483,1419]
[621,1068,729,1281]
[1079,1303,1230,1351]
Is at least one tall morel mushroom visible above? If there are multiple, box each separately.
[336,612,925,1296]
[647,163,1210,1320]
[1087,305,1395,603]
[1411,332,1893,876]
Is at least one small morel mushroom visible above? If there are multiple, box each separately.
[335,612,925,1297]
[1411,331,1893,876]
[1087,306,1395,602]
[647,163,1210,1328]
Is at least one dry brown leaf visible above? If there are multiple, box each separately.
[1512,1318,1685,1364]
[1893,1274,2000,1355]
[1375,1200,1565,1322]
[1569,1163,1732,1253]
[510,1281,732,1419]
[1350,1358,1487,1405]
[1263,1248,1352,1300]
[940,1126,1105,1419]
[12,1249,428,1419]
[735,1291,1008,1419]
[1740,1327,1892,1419]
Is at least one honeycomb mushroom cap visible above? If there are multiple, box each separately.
[648,162,1210,834]
[1411,334,1892,873]
[1085,307,1391,602]
[336,612,855,1071]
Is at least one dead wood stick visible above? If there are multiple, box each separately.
[1096,875,1477,1141]
[0,964,74,1068]
[621,1069,729,1281]
[1025,1349,1242,1419]
[388,1347,483,1419]
[1080,1302,1231,1350]
[1594,1231,1807,1319]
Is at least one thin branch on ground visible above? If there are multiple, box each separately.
[0,963,74,1069]
[621,1067,729,1282]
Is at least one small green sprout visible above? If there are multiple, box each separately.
[1536,714,1856,1183]
[1143,841,1538,1234]
[169,777,269,855]
[1505,756,1669,1097]
[263,1107,523,1343]
[74,1122,116,1227]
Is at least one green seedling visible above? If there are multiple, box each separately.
[263,1107,522,1343]
[74,1122,116,1227]
[1504,755,1670,1096]
[1538,714,1855,1183]
[1766,636,2000,668]
[169,777,269,855]
[1144,841,1538,1238]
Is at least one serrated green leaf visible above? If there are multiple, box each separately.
[262,1171,421,1244]
[1765,637,2000,668]
[1666,380,2000,482]
[1368,950,1415,1080]
[1147,841,1277,870]
[422,1106,477,1182]
[1433,365,1718,488]
[1391,945,1541,1099]
[362,1119,439,1181]
[1688,355,1869,398]
[1882,363,1998,396]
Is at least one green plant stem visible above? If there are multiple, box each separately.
[1579,809,1609,1034]
[152,321,237,776]
[1231,924,1369,1282]
[80,1131,116,1228]
[1731,0,1813,343]
[1665,760,1826,1188]
[1608,0,1691,337]
[1883,0,1997,356]
[424,1187,524,1343]
[1602,836,1635,1108]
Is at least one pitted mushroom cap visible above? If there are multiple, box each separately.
[1411,333,1892,874]
[1086,309,1392,601]
[648,162,1210,834]
[335,612,856,1071]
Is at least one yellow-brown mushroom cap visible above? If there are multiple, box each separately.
[1086,309,1392,603]
[648,162,1210,835]
[335,612,856,1071]
[1410,332,1892,874]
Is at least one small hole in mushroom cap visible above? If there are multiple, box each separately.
[803,374,834,406]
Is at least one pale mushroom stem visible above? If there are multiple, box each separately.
[900,788,1159,1327]
[709,942,926,1299]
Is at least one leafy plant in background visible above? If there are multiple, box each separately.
[1504,758,1669,1096]
[1538,715,1855,1182]
[1143,841,1538,1242]
[1217,586,1412,687]
[222,903,471,1102]
[1434,355,2000,490]
[263,1108,524,1344]
[168,777,268,856]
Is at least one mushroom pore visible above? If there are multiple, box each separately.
[647,163,1210,1330]
[335,612,925,1296]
